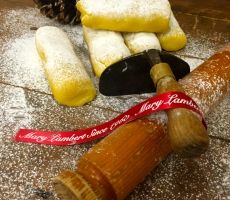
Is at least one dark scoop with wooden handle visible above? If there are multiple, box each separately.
[99,49,190,96]
[99,49,209,157]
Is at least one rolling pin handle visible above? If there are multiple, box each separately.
[150,63,209,157]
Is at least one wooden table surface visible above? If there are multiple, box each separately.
[0,0,229,199]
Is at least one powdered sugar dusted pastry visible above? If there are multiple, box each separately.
[77,0,171,33]
[35,26,96,106]
[83,26,131,77]
[123,32,161,54]
[157,11,187,51]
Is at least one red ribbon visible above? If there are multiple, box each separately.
[13,92,206,146]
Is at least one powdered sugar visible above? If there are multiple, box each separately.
[1,33,49,93]
[158,11,185,38]
[123,32,161,53]
[77,0,171,32]
[83,26,131,77]
[78,0,171,18]
[180,50,230,115]
[127,139,230,200]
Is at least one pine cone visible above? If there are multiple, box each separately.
[33,0,81,25]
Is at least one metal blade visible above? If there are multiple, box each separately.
[99,49,190,96]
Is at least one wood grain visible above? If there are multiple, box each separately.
[170,0,230,20]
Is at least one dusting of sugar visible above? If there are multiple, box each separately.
[206,92,230,139]
[35,26,96,107]
[157,11,186,40]
[181,32,229,59]
[0,84,117,200]
[83,26,131,76]
[179,55,204,71]
[78,0,171,19]
[1,33,49,93]
[0,7,229,200]
[123,32,161,53]
[127,139,230,200]
[180,50,230,115]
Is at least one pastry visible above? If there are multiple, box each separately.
[77,0,171,33]
[35,26,96,106]
[157,11,187,51]
[123,32,161,53]
[83,26,131,77]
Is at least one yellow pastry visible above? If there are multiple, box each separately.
[123,32,161,54]
[77,0,171,33]
[157,11,187,51]
[83,26,131,77]
[35,26,96,106]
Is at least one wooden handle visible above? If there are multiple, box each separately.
[150,63,209,157]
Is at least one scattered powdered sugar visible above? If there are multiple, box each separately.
[179,31,229,60]
[0,83,117,200]
[127,139,230,200]
[206,92,230,139]
[0,6,229,200]
[1,33,49,93]
[179,56,204,71]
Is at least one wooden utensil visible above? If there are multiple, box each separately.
[147,49,209,157]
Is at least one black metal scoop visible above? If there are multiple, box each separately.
[99,49,190,96]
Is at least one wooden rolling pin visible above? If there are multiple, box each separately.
[54,44,230,200]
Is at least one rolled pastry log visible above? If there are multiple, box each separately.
[35,26,96,106]
[123,32,161,54]
[54,44,230,200]
[77,0,171,33]
[157,11,187,51]
[83,26,131,77]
